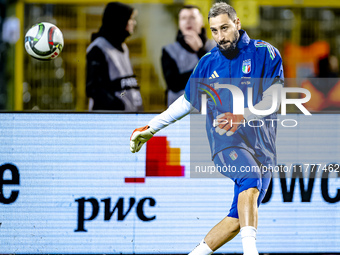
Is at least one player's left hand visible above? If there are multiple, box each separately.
[213,112,245,136]
[130,125,156,153]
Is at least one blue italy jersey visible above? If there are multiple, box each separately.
[184,30,284,167]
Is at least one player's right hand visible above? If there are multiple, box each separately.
[130,125,156,153]
[213,113,245,136]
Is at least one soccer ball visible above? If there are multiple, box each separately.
[25,22,64,60]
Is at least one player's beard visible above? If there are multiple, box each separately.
[218,30,239,58]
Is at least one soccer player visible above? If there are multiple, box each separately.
[130,2,283,255]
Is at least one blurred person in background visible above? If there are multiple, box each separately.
[301,55,340,111]
[86,2,143,111]
[162,5,215,106]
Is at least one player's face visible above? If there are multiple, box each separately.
[126,10,138,34]
[209,14,241,52]
[179,8,203,34]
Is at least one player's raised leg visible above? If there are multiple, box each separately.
[238,187,260,255]
[238,188,259,228]
[187,147,267,255]
[237,159,272,255]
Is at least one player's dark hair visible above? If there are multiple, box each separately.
[208,2,237,21]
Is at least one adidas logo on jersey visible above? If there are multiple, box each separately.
[209,71,219,79]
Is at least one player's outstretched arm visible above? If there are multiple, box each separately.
[129,95,191,153]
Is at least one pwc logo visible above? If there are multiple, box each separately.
[75,137,185,232]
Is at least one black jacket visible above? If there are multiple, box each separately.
[86,46,125,110]
[86,2,135,110]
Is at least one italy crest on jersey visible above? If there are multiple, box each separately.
[229,150,238,161]
[242,59,251,74]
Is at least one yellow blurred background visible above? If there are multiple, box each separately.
[1,0,340,111]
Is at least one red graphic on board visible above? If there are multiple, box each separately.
[125,136,185,183]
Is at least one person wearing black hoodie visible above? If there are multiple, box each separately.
[86,2,143,111]
[161,5,215,106]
